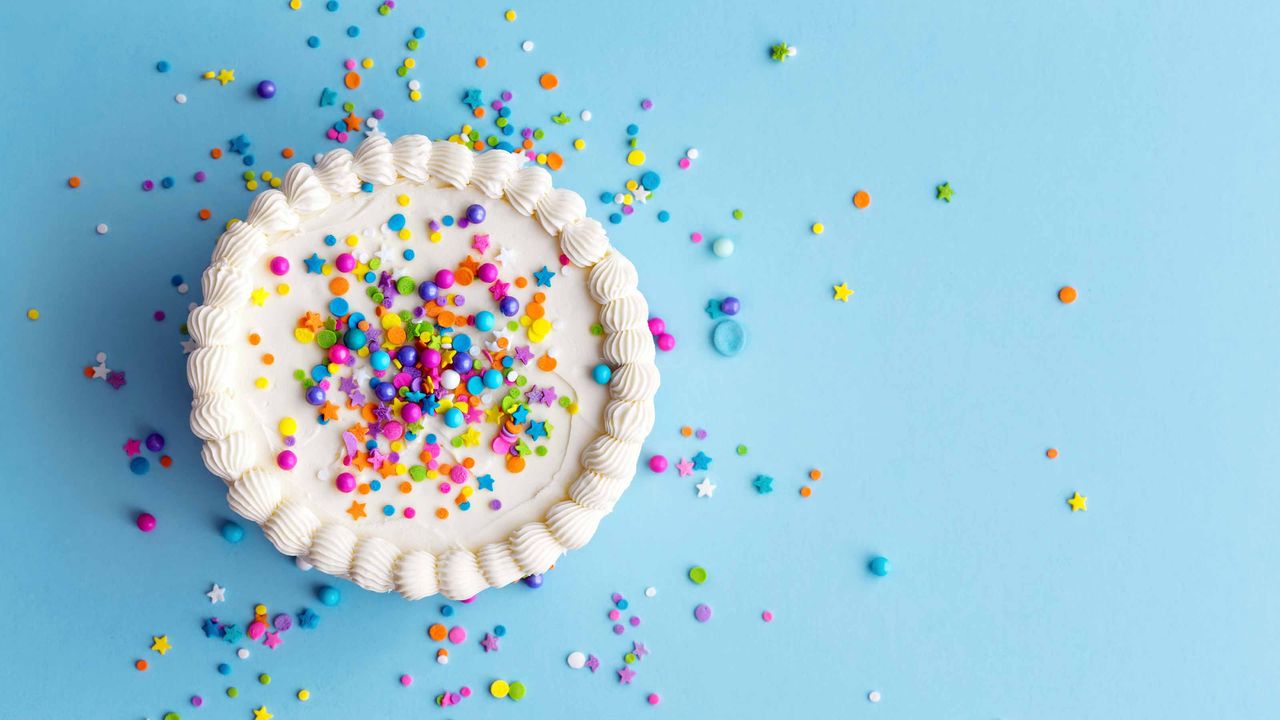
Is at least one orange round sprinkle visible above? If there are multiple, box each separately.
[159,455,173,468]
[536,355,557,371]
[521,138,534,151]
[135,659,148,671]
[799,486,813,498]
[506,454,526,473]
[853,190,871,209]
[514,276,528,288]
[435,507,449,519]
[67,176,81,188]
[387,326,406,345]
[1046,448,1059,459]
[358,320,370,331]
[472,140,486,152]
[526,303,545,320]
[808,469,822,481]
[262,353,275,365]
[248,333,261,345]
[399,481,412,493]
[461,457,475,469]
[83,367,94,378]
[438,311,456,326]
[281,147,295,159]
[358,483,370,495]
[546,152,564,171]
[329,277,349,296]
[454,268,474,285]
[210,148,223,159]
[198,208,212,221]
[428,623,447,641]
[344,71,361,89]
[680,426,693,437]
[475,56,488,68]
[539,72,559,89]
[532,292,547,303]
[473,107,486,119]
[1058,286,1078,304]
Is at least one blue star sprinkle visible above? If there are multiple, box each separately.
[527,420,548,441]
[303,253,325,274]
[228,134,251,155]
[532,265,554,287]
[753,474,774,494]
[475,474,495,491]
[462,88,483,110]
[691,451,713,471]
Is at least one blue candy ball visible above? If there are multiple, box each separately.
[221,521,245,543]
[218,663,232,675]
[522,573,544,588]
[452,354,473,373]
[306,386,327,406]
[370,350,391,371]
[592,364,612,384]
[317,585,342,606]
[483,369,503,389]
[256,80,277,99]
[344,328,367,349]
[475,311,495,332]
[869,556,892,577]
[444,407,464,428]
[130,456,150,475]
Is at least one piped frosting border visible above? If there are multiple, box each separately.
[186,133,659,600]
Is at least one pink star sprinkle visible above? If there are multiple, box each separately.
[674,458,695,477]
[123,438,142,456]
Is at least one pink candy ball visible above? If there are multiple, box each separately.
[247,620,267,640]
[648,693,661,706]
[136,512,156,532]
[328,345,351,364]
[447,626,467,643]
[648,455,668,473]
[401,403,422,424]
[450,465,468,484]
[762,610,774,622]
[647,317,666,335]
[422,348,441,368]
[335,253,356,273]
[382,421,404,441]
[268,256,290,276]
[404,507,416,519]
[435,269,455,289]
[335,472,357,493]
[477,263,498,283]
[400,674,413,687]
[656,333,676,352]
[277,450,297,470]
[459,686,472,697]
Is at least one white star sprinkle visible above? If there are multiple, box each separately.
[695,477,717,498]
[206,583,226,604]
[495,245,520,266]
[180,339,197,354]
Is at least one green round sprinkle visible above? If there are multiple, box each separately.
[406,39,419,50]
[396,276,416,295]
[732,209,744,220]
[507,320,519,331]
[343,101,354,112]
[293,370,306,381]
[514,375,527,387]
[242,171,256,180]
[624,652,637,663]
[590,323,603,336]
[396,67,407,77]
[369,257,382,270]
[736,444,748,456]
[409,465,427,481]
[317,329,338,348]
[535,446,548,456]
[163,714,181,720]
[532,128,545,140]
[495,117,508,128]
[226,687,239,698]
[558,396,572,408]
[487,136,499,147]
[689,566,708,584]
[508,682,526,700]
[259,673,271,685]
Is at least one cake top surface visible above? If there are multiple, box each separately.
[187,133,659,600]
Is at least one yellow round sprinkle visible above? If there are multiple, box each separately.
[531,318,552,336]
[567,403,579,415]
[254,604,267,615]
[276,284,290,295]
[245,180,259,191]
[409,90,422,102]
[390,440,405,453]
[345,234,359,247]
[25,308,39,320]
[429,231,443,243]
[621,194,633,206]
[361,57,374,69]
[811,222,825,235]
[573,138,585,150]
[396,194,410,206]
[490,680,510,698]
[625,180,638,191]
[289,0,301,9]
[261,171,273,181]
[398,228,411,240]
[255,377,269,389]
[297,689,310,701]
[404,58,416,69]
[270,177,282,188]
[503,9,516,21]
[519,316,532,327]
[294,328,315,343]
[279,417,298,436]
[626,149,646,166]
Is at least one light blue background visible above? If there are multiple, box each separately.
[3,1,1278,717]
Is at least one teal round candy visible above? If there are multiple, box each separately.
[711,320,746,357]
[869,556,892,577]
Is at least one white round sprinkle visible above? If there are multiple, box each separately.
[437,653,449,665]
[237,648,250,659]
[787,46,798,57]
[612,193,625,205]
[686,148,699,160]
[644,586,657,597]
[175,93,187,104]
[95,223,109,235]
[313,153,325,163]
[187,302,198,312]
[521,40,534,52]
[868,691,881,703]
[566,651,586,669]
[408,79,421,91]
[177,283,190,294]
[295,557,313,571]
[367,117,379,130]
[580,110,592,122]
[95,352,107,363]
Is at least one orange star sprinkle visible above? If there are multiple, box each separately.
[319,402,340,422]
[346,501,367,520]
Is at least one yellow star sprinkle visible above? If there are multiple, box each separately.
[460,426,481,447]
[151,635,172,655]
[832,282,854,302]
[253,707,273,720]
[1067,492,1087,512]
[250,288,269,306]
[215,68,235,85]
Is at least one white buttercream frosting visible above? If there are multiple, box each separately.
[212,221,267,268]
[313,148,360,195]
[352,132,397,186]
[394,550,439,600]
[437,548,488,600]
[263,498,321,556]
[350,536,399,592]
[581,435,643,479]
[306,522,358,577]
[392,134,432,183]
[247,190,301,237]
[201,263,250,309]
[283,164,332,215]
[471,149,524,198]
[536,188,587,236]
[604,399,657,441]
[561,218,610,268]
[187,305,237,347]
[201,433,253,480]
[477,542,523,587]
[604,328,658,366]
[227,468,284,522]
[588,252,640,304]
[428,139,475,188]
[505,166,552,216]
[190,392,241,441]
[509,522,564,575]
[609,363,661,401]
[601,293,650,333]
[569,470,630,511]
[546,500,605,550]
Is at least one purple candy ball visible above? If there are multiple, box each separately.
[418,280,439,302]
[435,269,455,289]
[256,80,277,99]
[375,382,396,402]
[401,403,422,424]
[522,573,544,588]
[499,295,520,317]
[145,432,166,452]
[720,296,741,315]
[306,386,327,406]
[335,472,357,493]
[465,204,486,224]
[452,354,473,373]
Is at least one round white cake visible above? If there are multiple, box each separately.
[186,133,659,600]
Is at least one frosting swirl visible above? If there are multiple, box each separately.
[536,188,587,236]
[588,252,640,304]
[283,163,331,215]
[247,190,301,237]
[350,536,399,592]
[392,134,432,183]
[263,498,321,556]
[352,132,396,186]
[314,148,360,195]
[560,218,610,268]
[394,550,439,600]
[211,221,267,269]
[505,166,552,216]
[471,149,524,198]
[306,522,358,576]
[428,140,475,189]
[226,467,284,523]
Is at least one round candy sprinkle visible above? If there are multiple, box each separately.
[1058,286,1078,304]
[136,512,157,532]
[259,673,271,685]
[130,456,151,475]
[539,73,559,89]
[400,674,413,686]
[237,648,250,659]
[853,190,871,209]
[720,297,741,315]
[269,256,290,275]
[869,556,892,577]
[447,626,467,643]
[508,682,526,700]
[490,680,509,698]
[762,610,774,622]
[277,450,298,470]
[1046,448,1059,459]
[522,40,534,52]
[693,603,712,622]
[317,585,341,606]
[256,80,277,99]
[644,586,657,597]
[688,566,708,584]
[647,693,661,705]
[566,651,586,669]
[647,455,668,473]
[145,432,166,452]
[656,333,676,352]
[592,364,612,384]
[298,689,311,701]
[869,691,882,703]
[218,663,231,675]
[221,521,245,543]
[712,237,734,258]
[96,223,109,235]
[711,319,746,357]
[156,60,171,72]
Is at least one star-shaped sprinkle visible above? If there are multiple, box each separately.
[695,477,717,498]
[471,233,490,253]
[705,299,726,320]
[632,641,649,659]
[532,265,554,287]
[514,346,534,364]
[343,112,363,132]
[770,42,792,61]
[489,279,510,300]
[250,287,269,306]
[475,474,495,491]
[460,426,481,447]
[319,402,340,422]
[206,583,226,604]
[511,404,530,424]
[92,361,110,379]
[753,474,774,494]
[551,112,571,125]
[263,631,282,650]
[106,370,127,389]
[215,68,235,85]
[462,88,483,109]
[691,451,712,471]
[202,618,223,638]
[297,608,320,629]
[319,87,338,107]
[180,338,197,354]
[123,438,142,456]
[253,707,273,720]
[586,654,600,672]
[539,386,557,405]
[228,133,251,154]
[527,420,548,441]
[495,245,520,266]
[1067,492,1087,512]
[617,666,637,684]
[480,632,500,652]
[151,635,172,655]
[222,623,244,643]
[832,282,854,302]
[347,501,367,521]
[936,182,954,202]
[674,458,695,477]
[304,253,324,274]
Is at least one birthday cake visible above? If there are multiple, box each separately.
[186,133,658,600]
